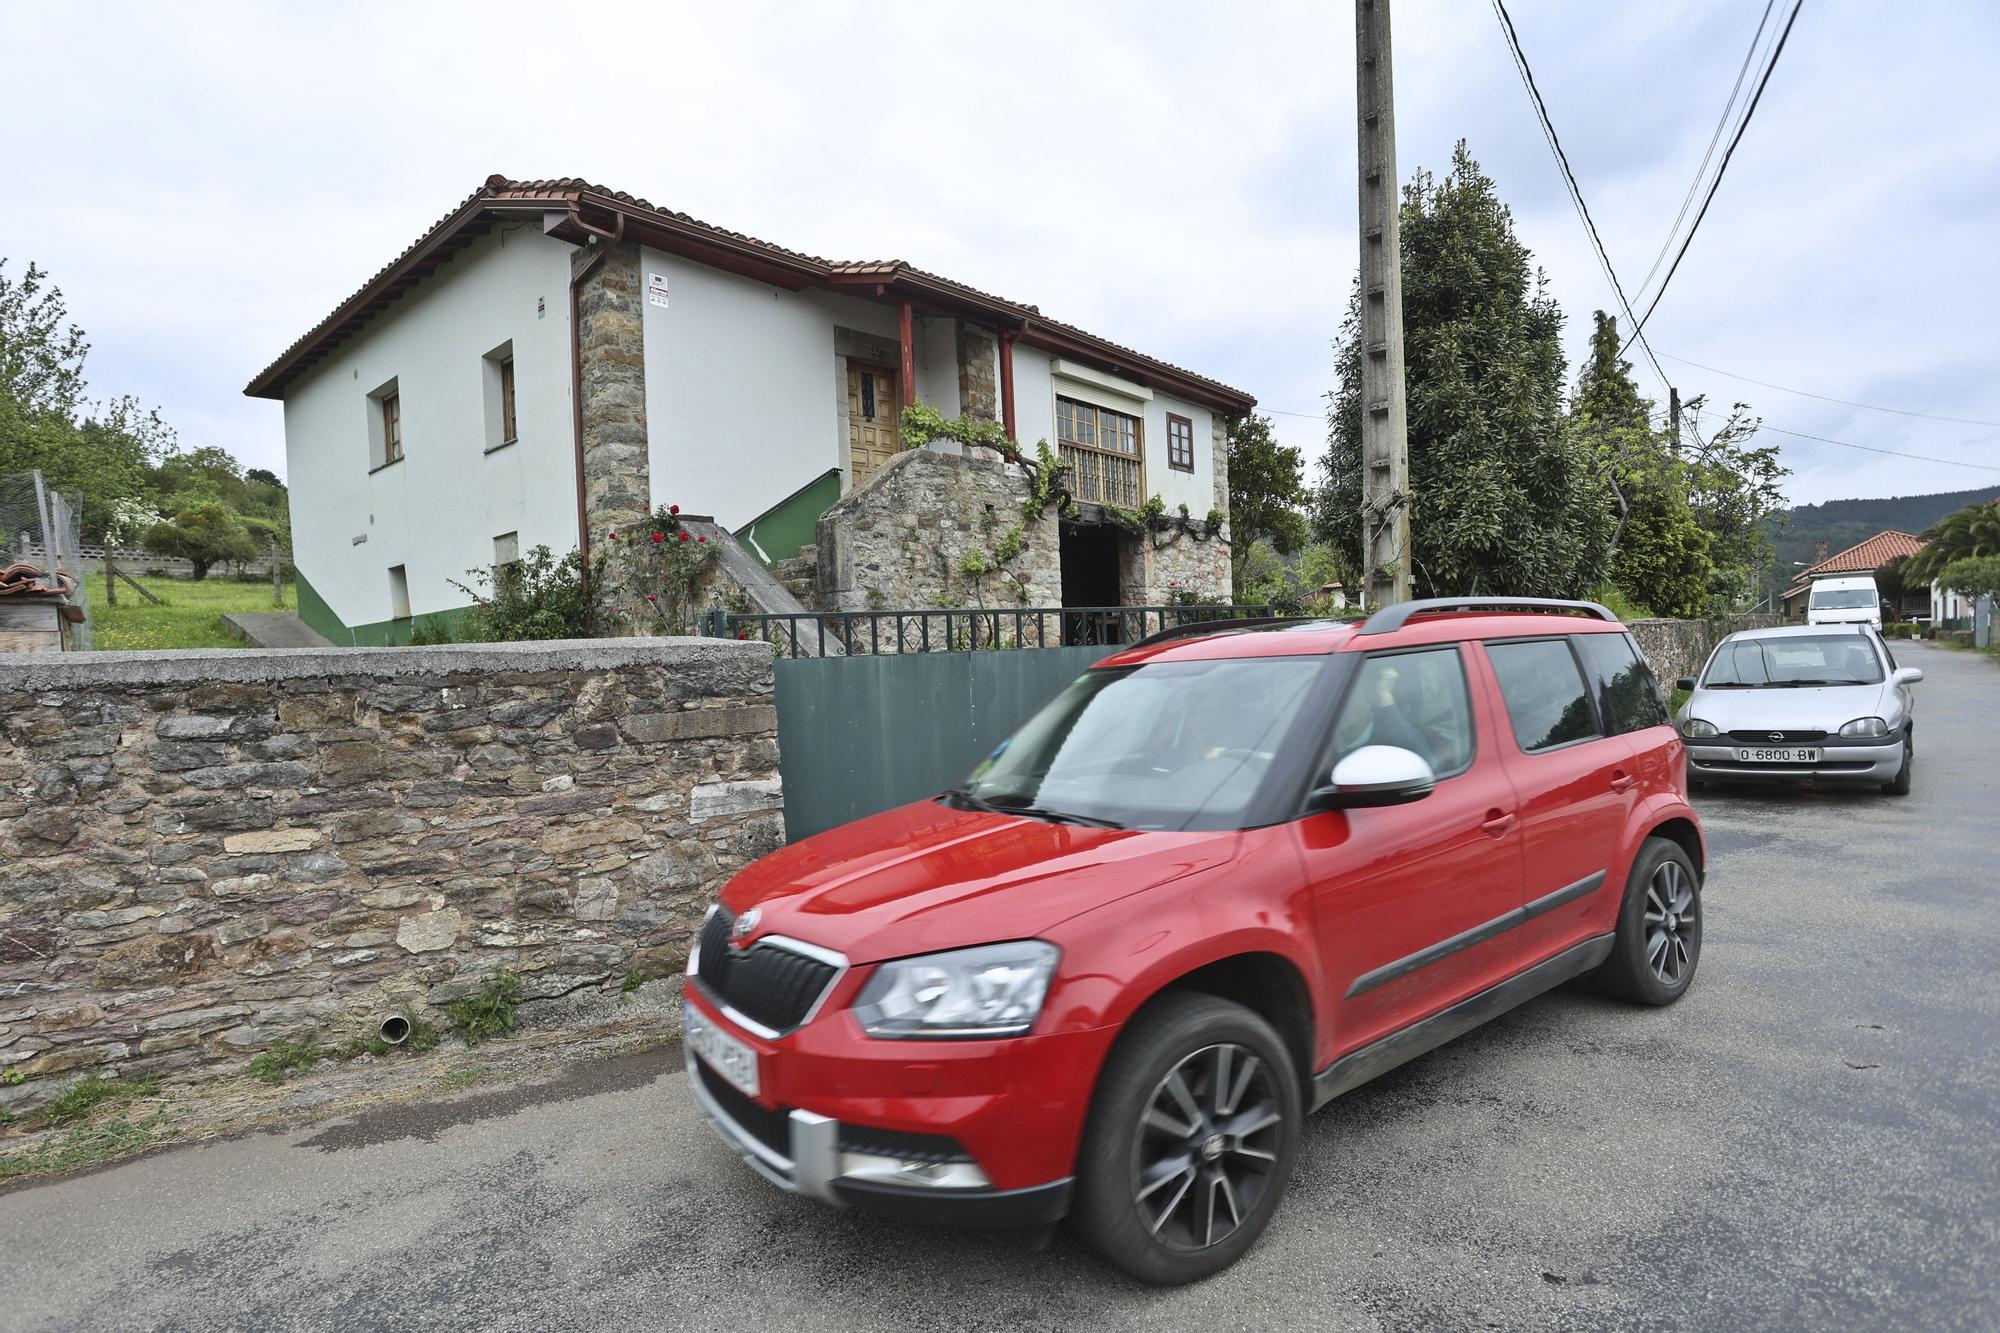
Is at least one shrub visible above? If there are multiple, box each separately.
[452,545,606,642]
[245,1039,323,1084]
[442,971,524,1047]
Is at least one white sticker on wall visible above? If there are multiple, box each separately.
[647,272,670,308]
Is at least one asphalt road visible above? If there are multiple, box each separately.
[4,640,1995,1332]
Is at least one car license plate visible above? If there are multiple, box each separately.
[1736,747,1820,764]
[685,1007,759,1097]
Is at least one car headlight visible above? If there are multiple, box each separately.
[853,941,1059,1039]
[1839,716,1890,739]
[1680,718,1719,739]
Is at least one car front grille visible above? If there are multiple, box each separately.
[1727,729,1828,743]
[694,907,841,1034]
[690,1059,791,1158]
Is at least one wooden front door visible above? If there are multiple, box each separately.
[846,364,901,489]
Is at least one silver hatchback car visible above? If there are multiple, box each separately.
[1674,624,1922,795]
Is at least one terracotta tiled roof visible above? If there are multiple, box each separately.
[1782,529,1929,598]
[245,175,1256,412]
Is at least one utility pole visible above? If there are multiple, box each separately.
[1356,0,1412,608]
[1669,385,1681,455]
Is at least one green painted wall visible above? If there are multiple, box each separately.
[295,568,479,647]
[735,468,842,568]
[773,644,1117,840]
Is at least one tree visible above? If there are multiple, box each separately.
[143,499,257,579]
[1315,142,1614,600]
[1681,397,1785,609]
[245,467,280,487]
[1906,502,2000,584]
[1939,554,2000,603]
[1568,310,1712,618]
[1224,413,1308,596]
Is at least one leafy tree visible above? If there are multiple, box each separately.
[1242,541,1355,615]
[245,467,280,487]
[1568,311,1711,618]
[1315,142,1613,599]
[1224,413,1308,596]
[1939,554,2000,602]
[1874,554,1910,607]
[143,499,257,579]
[1906,502,2000,584]
[1681,397,1786,609]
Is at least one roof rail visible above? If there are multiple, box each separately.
[1355,596,1618,637]
[1129,615,1339,650]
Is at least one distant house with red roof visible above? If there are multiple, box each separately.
[1781,530,1929,621]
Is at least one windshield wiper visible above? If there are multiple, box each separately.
[1000,805,1126,829]
[1771,678,1850,687]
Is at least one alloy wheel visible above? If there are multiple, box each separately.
[1643,859,1699,986]
[1133,1043,1284,1250]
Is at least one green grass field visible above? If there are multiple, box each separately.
[81,573,295,651]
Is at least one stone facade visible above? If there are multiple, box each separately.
[0,639,779,1113]
[955,322,999,424]
[1628,614,1782,685]
[1119,524,1234,606]
[815,448,1061,618]
[575,240,652,631]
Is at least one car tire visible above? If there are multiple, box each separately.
[1071,992,1300,1285]
[1594,837,1702,1007]
[1881,730,1913,796]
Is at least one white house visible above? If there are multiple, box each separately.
[248,176,1254,643]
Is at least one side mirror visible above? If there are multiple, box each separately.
[1312,745,1436,810]
[1891,666,1924,686]
[1675,677,1697,693]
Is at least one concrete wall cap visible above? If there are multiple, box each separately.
[0,636,774,691]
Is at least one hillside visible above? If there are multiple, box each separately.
[1766,483,2000,571]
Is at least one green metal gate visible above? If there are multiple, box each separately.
[773,645,1115,840]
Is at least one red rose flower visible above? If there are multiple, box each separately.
[678,531,691,542]
[606,530,617,541]
[736,632,749,640]
[645,593,657,603]
[670,504,680,515]
[696,535,706,543]
[650,530,664,544]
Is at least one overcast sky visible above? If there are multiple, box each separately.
[6,0,1998,507]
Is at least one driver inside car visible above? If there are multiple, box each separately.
[1332,662,1430,762]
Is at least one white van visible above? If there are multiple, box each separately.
[1806,574,1882,628]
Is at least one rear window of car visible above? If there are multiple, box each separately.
[1574,633,1670,734]
[1486,639,1603,752]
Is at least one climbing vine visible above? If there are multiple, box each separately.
[606,503,719,633]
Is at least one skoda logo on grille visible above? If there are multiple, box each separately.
[729,908,761,945]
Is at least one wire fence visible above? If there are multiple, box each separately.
[0,470,91,649]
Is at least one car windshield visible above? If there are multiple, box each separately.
[950,657,1322,831]
[1702,635,1884,688]
[1809,588,1876,610]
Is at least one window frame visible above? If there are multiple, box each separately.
[1571,631,1670,736]
[1166,413,1195,473]
[381,392,403,465]
[1481,634,1610,755]
[1316,643,1480,785]
[498,357,517,445]
[1055,394,1144,461]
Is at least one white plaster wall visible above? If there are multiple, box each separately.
[281,227,575,628]
[640,250,958,527]
[1012,346,1218,516]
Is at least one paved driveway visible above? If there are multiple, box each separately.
[4,641,1995,1331]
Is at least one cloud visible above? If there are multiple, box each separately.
[3,0,1996,507]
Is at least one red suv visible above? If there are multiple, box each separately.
[683,598,1705,1283]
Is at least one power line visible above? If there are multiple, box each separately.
[1623,0,1805,347]
[1756,424,2000,473]
[1634,0,1775,304]
[1656,351,2000,428]
[1490,0,1669,395]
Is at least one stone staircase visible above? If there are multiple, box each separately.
[772,545,819,607]
[676,520,842,656]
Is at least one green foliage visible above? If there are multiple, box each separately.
[438,1066,490,1092]
[957,548,989,578]
[453,544,607,642]
[1940,554,2000,602]
[621,966,642,997]
[245,1039,323,1084]
[993,526,1025,564]
[442,971,523,1047]
[1140,495,1167,522]
[39,1074,160,1126]
[1243,541,1355,615]
[142,498,258,580]
[0,1111,169,1180]
[1880,622,1922,640]
[1907,502,2000,584]
[1225,414,1308,597]
[1591,582,1656,622]
[406,618,453,646]
[1315,142,1612,598]
[2,1066,25,1085]
[620,504,720,633]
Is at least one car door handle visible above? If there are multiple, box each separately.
[1480,810,1517,837]
[1610,770,1637,793]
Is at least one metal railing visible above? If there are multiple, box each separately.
[705,603,1274,659]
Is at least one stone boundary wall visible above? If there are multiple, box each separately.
[0,638,779,1113]
[1628,614,1782,685]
